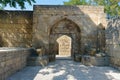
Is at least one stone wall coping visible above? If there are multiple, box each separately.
[0,10,33,12]
[34,5,104,9]
[0,47,32,52]
[33,5,104,15]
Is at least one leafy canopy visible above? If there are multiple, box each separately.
[64,0,120,16]
[0,0,36,9]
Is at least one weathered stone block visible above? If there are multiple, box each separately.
[74,54,82,62]
[82,56,110,66]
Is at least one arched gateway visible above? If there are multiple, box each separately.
[56,35,72,57]
[49,18,81,61]
[31,5,107,66]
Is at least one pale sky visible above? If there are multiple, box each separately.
[4,0,120,10]
[4,0,69,10]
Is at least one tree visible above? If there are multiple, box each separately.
[64,0,88,5]
[93,0,120,16]
[0,0,36,9]
[64,0,120,16]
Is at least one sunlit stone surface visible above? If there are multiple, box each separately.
[57,35,71,57]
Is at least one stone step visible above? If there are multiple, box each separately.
[56,55,72,60]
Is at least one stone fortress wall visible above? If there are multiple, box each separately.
[33,5,106,61]
[0,5,120,79]
[0,11,33,47]
[106,17,120,70]
[0,48,33,80]
[0,11,33,80]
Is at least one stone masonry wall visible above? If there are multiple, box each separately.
[106,17,120,70]
[0,11,33,47]
[0,48,32,80]
[33,5,107,57]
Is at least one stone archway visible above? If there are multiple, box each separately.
[49,18,81,61]
[56,35,72,57]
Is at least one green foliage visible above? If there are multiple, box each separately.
[0,6,4,10]
[64,0,120,16]
[93,0,120,16]
[0,0,36,9]
[64,0,88,5]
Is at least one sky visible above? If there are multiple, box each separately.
[4,0,120,10]
[4,0,69,10]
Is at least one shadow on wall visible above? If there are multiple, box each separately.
[49,18,81,58]
[77,6,106,55]
[105,16,120,68]
[96,23,105,53]
[75,6,106,55]
[0,36,4,47]
[33,5,106,56]
[0,11,33,47]
[106,16,120,46]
